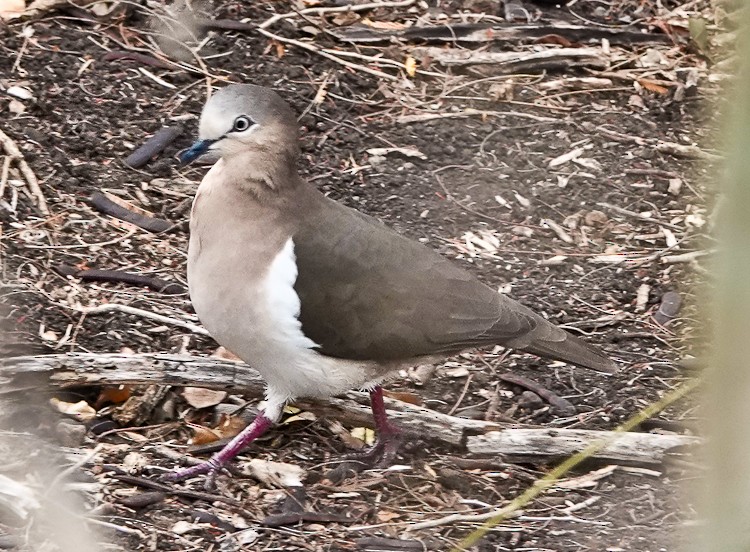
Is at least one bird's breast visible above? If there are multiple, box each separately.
[187,178,377,399]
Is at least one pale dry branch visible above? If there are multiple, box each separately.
[257,0,417,30]
[0,353,700,461]
[412,46,608,73]
[397,109,557,124]
[72,304,209,336]
[0,128,49,214]
[257,28,398,81]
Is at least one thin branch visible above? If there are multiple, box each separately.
[257,0,417,30]
[257,28,398,81]
[0,128,49,214]
[72,304,210,336]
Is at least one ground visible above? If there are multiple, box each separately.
[0,0,720,550]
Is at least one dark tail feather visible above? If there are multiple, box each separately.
[521,332,617,374]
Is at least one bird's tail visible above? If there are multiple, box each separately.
[521,330,617,374]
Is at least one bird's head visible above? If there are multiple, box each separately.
[180,84,299,165]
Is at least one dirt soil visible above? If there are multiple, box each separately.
[0,0,719,550]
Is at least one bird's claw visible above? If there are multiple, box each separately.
[161,458,225,490]
[325,432,404,483]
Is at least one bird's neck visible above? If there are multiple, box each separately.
[223,146,302,198]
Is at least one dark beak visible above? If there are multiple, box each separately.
[179,139,215,165]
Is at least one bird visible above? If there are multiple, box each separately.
[168,83,617,484]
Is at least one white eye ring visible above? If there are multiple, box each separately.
[233,115,254,132]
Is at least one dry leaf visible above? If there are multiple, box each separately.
[584,210,608,226]
[211,346,243,361]
[404,55,417,77]
[40,329,58,342]
[540,255,567,266]
[243,459,305,487]
[376,510,401,522]
[216,414,247,438]
[383,389,423,406]
[282,411,317,425]
[327,420,367,450]
[8,99,25,114]
[366,146,426,159]
[361,17,406,30]
[187,424,221,445]
[571,157,602,172]
[444,366,470,378]
[635,283,651,312]
[0,0,25,19]
[274,41,285,58]
[50,398,96,423]
[172,520,202,535]
[513,191,530,208]
[182,387,227,409]
[638,78,669,95]
[407,364,436,386]
[331,11,359,25]
[628,94,646,110]
[351,427,376,446]
[548,147,584,168]
[96,385,132,408]
[122,451,148,474]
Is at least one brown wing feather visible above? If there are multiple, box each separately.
[292,190,615,373]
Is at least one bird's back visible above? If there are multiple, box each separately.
[290,185,615,373]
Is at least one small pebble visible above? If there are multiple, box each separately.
[518,390,544,410]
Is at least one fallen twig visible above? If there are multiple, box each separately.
[655,140,723,161]
[0,128,49,214]
[661,250,713,264]
[410,379,700,539]
[125,125,184,169]
[256,28,398,81]
[413,46,607,73]
[102,51,177,70]
[258,0,417,31]
[56,265,185,294]
[397,109,556,124]
[498,373,576,416]
[90,191,173,233]
[597,202,683,231]
[332,22,672,46]
[0,353,700,465]
[72,304,209,336]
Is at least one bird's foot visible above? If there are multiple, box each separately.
[161,457,227,490]
[326,430,403,483]
[161,413,274,490]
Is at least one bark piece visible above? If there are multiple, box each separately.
[412,46,607,73]
[332,22,672,46]
[0,354,700,465]
[467,428,700,466]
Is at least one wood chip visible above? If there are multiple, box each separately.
[182,387,227,409]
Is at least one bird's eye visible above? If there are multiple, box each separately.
[232,116,254,132]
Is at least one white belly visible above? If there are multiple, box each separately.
[189,221,378,408]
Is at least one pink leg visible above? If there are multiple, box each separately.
[326,386,403,482]
[368,386,402,465]
[370,386,400,434]
[165,412,274,487]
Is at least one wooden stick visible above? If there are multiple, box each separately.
[258,0,417,30]
[0,128,49,214]
[71,304,209,336]
[256,28,398,81]
[467,428,699,466]
[0,353,700,465]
